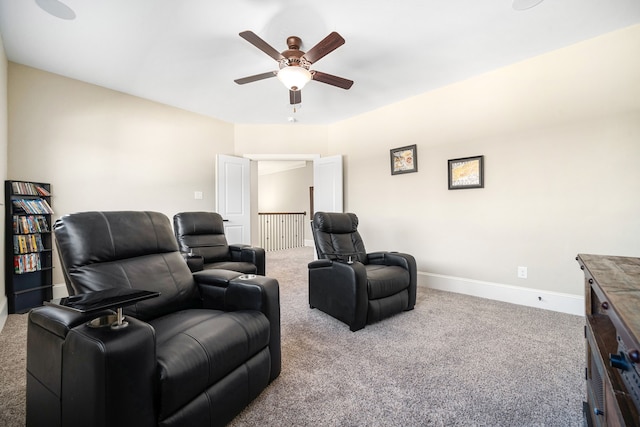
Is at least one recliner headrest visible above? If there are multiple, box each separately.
[174,212,225,236]
[313,212,358,233]
[54,211,179,268]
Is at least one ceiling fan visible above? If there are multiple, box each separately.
[234,31,354,105]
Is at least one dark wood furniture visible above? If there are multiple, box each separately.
[577,254,640,427]
[4,180,53,313]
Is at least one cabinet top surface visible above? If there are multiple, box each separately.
[578,253,640,339]
[578,254,640,287]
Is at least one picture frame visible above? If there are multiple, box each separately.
[390,144,418,175]
[448,155,484,190]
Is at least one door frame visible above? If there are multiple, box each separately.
[245,154,321,162]
[243,153,341,246]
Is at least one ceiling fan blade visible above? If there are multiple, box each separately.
[290,90,302,105]
[311,71,353,90]
[302,32,345,64]
[239,31,284,62]
[234,71,277,85]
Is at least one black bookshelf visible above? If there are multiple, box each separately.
[4,180,54,313]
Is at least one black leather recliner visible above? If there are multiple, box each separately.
[308,212,417,332]
[173,211,265,275]
[26,211,280,427]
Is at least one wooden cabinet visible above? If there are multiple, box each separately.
[4,181,54,313]
[577,254,640,427]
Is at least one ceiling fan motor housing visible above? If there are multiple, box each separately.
[286,36,302,50]
[280,36,310,71]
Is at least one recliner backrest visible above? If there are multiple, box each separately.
[173,212,230,262]
[311,212,368,263]
[54,211,201,320]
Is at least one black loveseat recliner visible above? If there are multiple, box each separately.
[308,212,417,331]
[173,211,265,275]
[26,211,280,427]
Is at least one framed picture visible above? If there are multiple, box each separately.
[448,155,484,189]
[390,144,418,175]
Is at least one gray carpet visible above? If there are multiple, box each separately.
[0,311,27,427]
[0,246,585,426]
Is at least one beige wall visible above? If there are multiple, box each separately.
[0,34,8,323]
[258,164,313,212]
[330,24,640,296]
[234,124,328,155]
[8,64,235,284]
[3,24,639,308]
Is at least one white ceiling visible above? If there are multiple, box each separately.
[1,0,639,125]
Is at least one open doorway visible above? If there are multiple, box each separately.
[256,159,314,247]
[219,154,342,249]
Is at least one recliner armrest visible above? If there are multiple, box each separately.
[308,259,369,331]
[194,269,279,320]
[181,252,204,272]
[229,244,266,275]
[229,274,282,381]
[27,306,156,427]
[193,269,241,309]
[308,259,333,268]
[61,317,156,427]
[317,251,364,264]
[229,243,249,255]
[368,251,417,309]
[368,251,414,270]
[193,269,281,381]
[309,257,360,267]
[27,305,115,417]
[308,259,367,284]
[29,305,113,339]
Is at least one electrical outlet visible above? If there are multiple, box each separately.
[517,266,527,279]
[194,191,203,200]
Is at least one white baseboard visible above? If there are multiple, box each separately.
[305,239,315,247]
[0,296,7,333]
[48,273,583,317]
[52,283,69,299]
[418,272,583,316]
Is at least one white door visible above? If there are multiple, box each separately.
[216,154,251,244]
[313,155,343,214]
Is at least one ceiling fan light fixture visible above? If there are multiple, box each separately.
[512,0,544,11]
[277,66,312,91]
